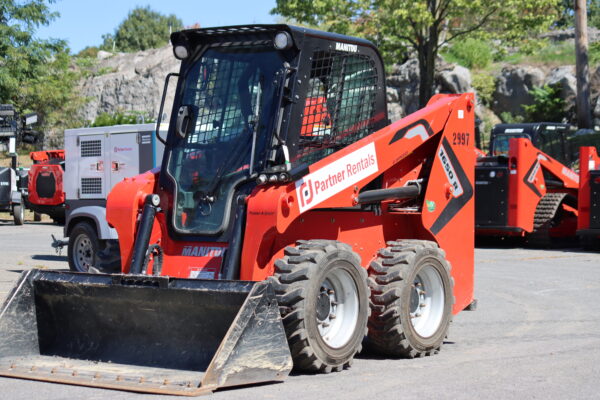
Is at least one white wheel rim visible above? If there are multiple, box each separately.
[410,263,445,338]
[316,267,359,349]
[74,234,93,272]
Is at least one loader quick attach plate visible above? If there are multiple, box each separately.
[0,270,292,396]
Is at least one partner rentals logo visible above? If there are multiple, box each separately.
[295,143,379,212]
[299,179,315,209]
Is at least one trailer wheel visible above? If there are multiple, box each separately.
[68,222,100,272]
[12,204,24,225]
[271,240,369,373]
[368,240,454,358]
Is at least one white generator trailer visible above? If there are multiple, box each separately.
[57,123,166,272]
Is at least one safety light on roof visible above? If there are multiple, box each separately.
[173,45,189,60]
[274,31,293,50]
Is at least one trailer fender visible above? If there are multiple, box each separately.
[66,206,117,240]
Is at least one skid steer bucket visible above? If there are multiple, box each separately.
[0,270,292,396]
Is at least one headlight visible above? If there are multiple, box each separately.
[173,45,189,60]
[274,31,293,50]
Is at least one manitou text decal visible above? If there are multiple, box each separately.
[296,142,379,212]
[562,166,579,184]
[181,246,224,257]
[335,42,358,53]
[438,145,464,196]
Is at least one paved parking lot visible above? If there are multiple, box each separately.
[0,219,599,399]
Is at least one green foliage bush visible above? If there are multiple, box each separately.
[472,73,496,106]
[91,111,155,127]
[499,112,525,124]
[522,84,566,122]
[524,41,575,65]
[442,39,493,69]
[589,41,600,65]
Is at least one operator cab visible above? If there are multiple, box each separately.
[162,25,387,239]
[489,123,576,166]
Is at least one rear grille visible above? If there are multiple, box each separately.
[81,178,102,195]
[81,140,102,157]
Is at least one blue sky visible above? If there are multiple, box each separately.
[36,0,278,53]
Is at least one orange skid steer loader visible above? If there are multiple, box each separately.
[0,25,475,396]
[476,137,579,246]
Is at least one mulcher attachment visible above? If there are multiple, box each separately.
[0,270,292,396]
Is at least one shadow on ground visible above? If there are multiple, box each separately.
[31,255,67,262]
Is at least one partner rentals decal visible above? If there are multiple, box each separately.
[295,142,379,212]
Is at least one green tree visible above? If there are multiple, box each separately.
[90,111,155,127]
[555,1,600,29]
[102,6,183,52]
[272,0,560,107]
[0,0,84,139]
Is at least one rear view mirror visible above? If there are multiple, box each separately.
[176,105,194,139]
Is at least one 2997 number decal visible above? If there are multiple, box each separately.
[452,132,470,146]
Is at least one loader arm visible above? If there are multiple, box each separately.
[241,93,475,313]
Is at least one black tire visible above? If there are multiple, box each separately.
[68,222,101,272]
[270,240,369,373]
[12,204,24,225]
[33,212,42,222]
[368,240,454,358]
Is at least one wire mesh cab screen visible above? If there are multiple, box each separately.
[293,47,381,166]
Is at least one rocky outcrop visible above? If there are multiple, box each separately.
[385,58,473,121]
[386,59,421,119]
[540,27,600,43]
[492,66,545,117]
[76,42,597,135]
[78,46,180,123]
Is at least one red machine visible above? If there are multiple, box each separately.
[0,25,475,396]
[26,149,65,223]
[577,146,600,247]
[476,137,579,246]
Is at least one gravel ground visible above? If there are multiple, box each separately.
[0,220,599,399]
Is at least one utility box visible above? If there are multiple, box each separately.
[62,123,166,272]
[64,124,165,202]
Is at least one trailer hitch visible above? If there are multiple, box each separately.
[50,234,68,255]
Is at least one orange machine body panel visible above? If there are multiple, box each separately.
[577,146,600,236]
[107,93,476,314]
